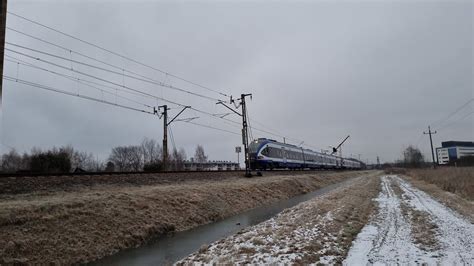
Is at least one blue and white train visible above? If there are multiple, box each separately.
[248,138,362,170]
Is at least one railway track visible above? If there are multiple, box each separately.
[0,168,353,195]
[0,169,245,178]
[0,168,350,179]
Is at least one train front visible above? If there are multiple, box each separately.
[248,138,267,170]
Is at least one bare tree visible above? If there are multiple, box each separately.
[403,145,425,168]
[129,146,143,171]
[1,149,24,172]
[194,145,207,163]
[108,145,144,171]
[92,156,104,172]
[109,146,130,171]
[72,151,96,171]
[141,138,161,165]
[170,147,187,170]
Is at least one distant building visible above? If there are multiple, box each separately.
[183,160,240,171]
[436,141,474,165]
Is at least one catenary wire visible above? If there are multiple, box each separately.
[3,76,156,114]
[179,120,241,136]
[5,56,155,109]
[6,47,247,132]
[7,11,231,98]
[3,76,242,136]
[5,44,223,102]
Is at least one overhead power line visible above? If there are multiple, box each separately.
[5,48,185,107]
[5,47,246,129]
[3,75,241,136]
[5,44,223,102]
[5,56,154,109]
[182,121,240,136]
[7,11,231,98]
[3,75,155,114]
[432,98,474,128]
[7,55,155,100]
[437,111,474,131]
[6,47,245,131]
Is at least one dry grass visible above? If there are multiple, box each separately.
[394,167,474,222]
[406,167,474,201]
[0,170,373,264]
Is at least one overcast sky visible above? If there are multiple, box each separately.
[1,0,472,164]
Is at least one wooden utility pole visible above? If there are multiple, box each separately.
[424,125,437,168]
[0,0,7,106]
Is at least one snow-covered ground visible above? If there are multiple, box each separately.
[345,175,474,265]
[178,200,340,264]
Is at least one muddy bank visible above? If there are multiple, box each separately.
[0,170,374,264]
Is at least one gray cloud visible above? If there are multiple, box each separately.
[1,0,472,163]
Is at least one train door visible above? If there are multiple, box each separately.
[282,147,287,166]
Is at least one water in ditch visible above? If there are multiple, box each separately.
[94,179,351,265]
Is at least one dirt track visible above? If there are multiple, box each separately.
[0,170,373,264]
[346,175,473,264]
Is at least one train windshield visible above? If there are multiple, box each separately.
[248,141,261,154]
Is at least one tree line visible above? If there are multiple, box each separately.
[0,138,208,173]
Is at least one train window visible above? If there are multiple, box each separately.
[268,147,282,158]
[261,147,269,156]
[268,147,276,158]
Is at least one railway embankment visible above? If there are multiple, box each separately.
[0,170,375,264]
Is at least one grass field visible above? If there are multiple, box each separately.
[407,167,474,201]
